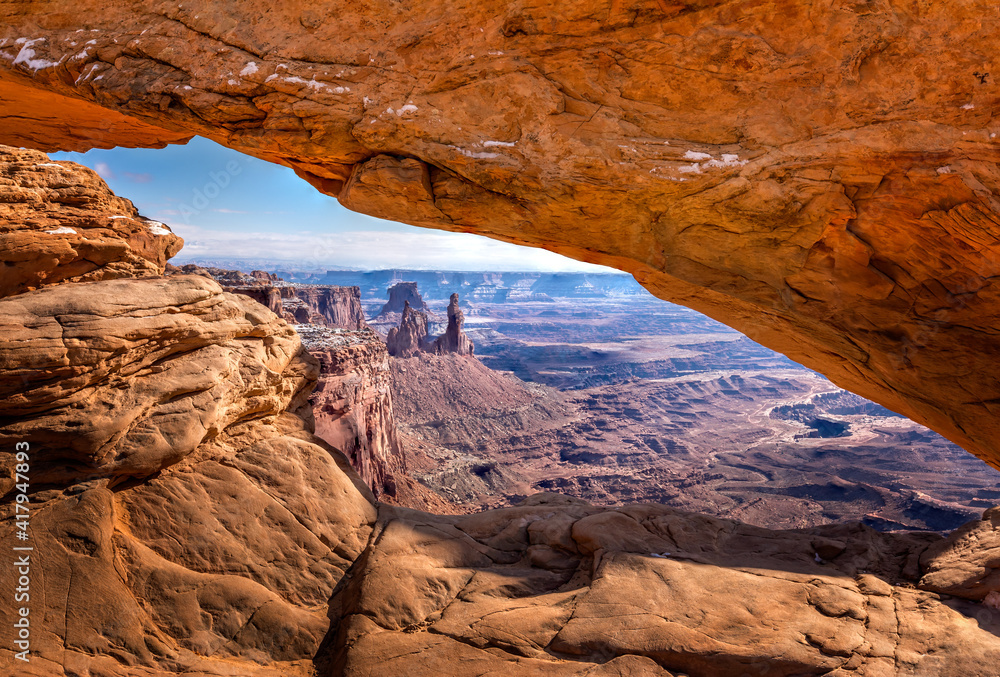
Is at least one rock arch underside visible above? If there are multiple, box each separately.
[6,1,1000,676]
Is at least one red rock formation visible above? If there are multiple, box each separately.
[0,144,182,296]
[3,156,1000,673]
[291,285,367,329]
[301,325,405,499]
[378,281,431,318]
[0,275,377,675]
[171,264,368,329]
[386,300,432,357]
[2,3,1000,466]
[432,292,475,356]
[0,152,377,675]
[919,506,1000,601]
[330,496,1000,677]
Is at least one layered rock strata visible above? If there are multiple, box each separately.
[0,151,377,675]
[0,144,182,297]
[299,324,406,499]
[2,4,1000,466]
[331,496,1000,677]
[0,273,378,676]
[377,281,432,319]
[290,285,367,329]
[169,265,368,329]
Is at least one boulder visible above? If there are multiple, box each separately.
[0,145,182,297]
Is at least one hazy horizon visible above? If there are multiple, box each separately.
[170,255,634,276]
[51,137,619,274]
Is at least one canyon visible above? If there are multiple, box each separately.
[380,282,1000,533]
[2,1,1000,673]
[4,148,1000,676]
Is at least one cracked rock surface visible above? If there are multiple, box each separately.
[0,144,182,296]
[2,2,1000,467]
[330,495,1000,677]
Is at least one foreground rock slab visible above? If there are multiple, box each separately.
[331,496,1000,677]
[0,274,377,676]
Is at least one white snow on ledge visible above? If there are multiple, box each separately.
[240,61,258,77]
[483,140,516,148]
[145,221,171,236]
[9,38,60,72]
[45,226,76,235]
[448,145,500,159]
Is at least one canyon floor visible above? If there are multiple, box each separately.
[372,290,1000,532]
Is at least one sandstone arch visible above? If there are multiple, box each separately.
[3,0,999,467]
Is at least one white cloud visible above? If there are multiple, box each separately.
[93,161,115,180]
[168,223,616,272]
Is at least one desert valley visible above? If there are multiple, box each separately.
[183,262,1000,533]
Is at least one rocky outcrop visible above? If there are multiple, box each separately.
[291,285,367,329]
[919,506,1000,602]
[331,495,1000,677]
[386,300,432,357]
[0,144,182,297]
[299,324,405,499]
[170,264,368,329]
[0,156,377,675]
[0,273,377,675]
[432,292,475,356]
[378,281,431,318]
[386,294,475,358]
[3,4,1000,467]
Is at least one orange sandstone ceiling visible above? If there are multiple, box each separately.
[2,0,999,468]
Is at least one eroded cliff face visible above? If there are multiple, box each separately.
[291,285,367,329]
[0,145,182,296]
[2,2,998,467]
[300,325,406,499]
[168,264,369,329]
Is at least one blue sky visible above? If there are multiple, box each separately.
[51,137,614,272]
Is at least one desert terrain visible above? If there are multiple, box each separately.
[265,269,1000,532]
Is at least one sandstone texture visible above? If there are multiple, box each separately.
[0,145,182,296]
[431,292,475,356]
[0,155,378,674]
[920,506,1000,601]
[378,281,432,319]
[386,300,432,358]
[2,2,999,467]
[330,496,1000,677]
[0,272,378,676]
[299,325,405,499]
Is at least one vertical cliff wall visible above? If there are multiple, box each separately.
[301,325,406,498]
